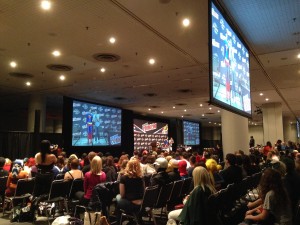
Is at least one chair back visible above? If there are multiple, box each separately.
[15,178,35,197]
[168,179,184,204]
[180,177,192,197]
[141,185,159,210]
[155,182,173,208]
[48,179,72,200]
[69,178,84,199]
[0,176,8,196]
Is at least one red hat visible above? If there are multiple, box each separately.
[178,160,187,176]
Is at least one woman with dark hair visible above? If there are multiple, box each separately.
[34,140,57,196]
[242,168,292,225]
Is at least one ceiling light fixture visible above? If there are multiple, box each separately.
[173,106,175,109]
[149,58,155,65]
[184,109,187,112]
[200,104,203,107]
[182,18,190,27]
[181,116,184,118]
[100,68,106,73]
[297,53,300,59]
[109,37,116,44]
[260,93,263,96]
[26,81,31,86]
[148,108,151,111]
[265,98,269,101]
[10,61,17,68]
[52,50,61,57]
[41,0,51,10]
[217,110,220,113]
[209,107,212,110]
[202,114,205,116]
[59,75,65,80]
[161,111,164,114]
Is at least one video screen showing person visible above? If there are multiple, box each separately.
[133,119,168,151]
[72,100,122,146]
[211,2,251,116]
[183,121,200,146]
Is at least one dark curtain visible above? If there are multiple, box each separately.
[0,132,63,160]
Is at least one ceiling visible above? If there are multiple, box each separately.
[0,0,300,127]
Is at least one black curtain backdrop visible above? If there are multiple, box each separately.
[0,132,63,160]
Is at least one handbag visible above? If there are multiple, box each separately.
[83,211,109,225]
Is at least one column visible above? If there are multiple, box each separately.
[221,110,249,156]
[262,103,283,144]
[27,95,46,132]
[283,117,297,143]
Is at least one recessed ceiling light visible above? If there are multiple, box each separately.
[41,0,51,10]
[173,106,176,109]
[148,108,151,111]
[161,111,164,114]
[297,53,300,59]
[100,68,106,73]
[265,98,269,101]
[214,122,216,125]
[217,110,220,113]
[209,121,211,124]
[209,107,212,110]
[109,37,116,44]
[260,93,263,96]
[149,58,155,65]
[184,109,187,112]
[26,81,31,86]
[202,114,205,116]
[200,104,203,107]
[52,50,61,57]
[182,18,190,27]
[59,75,65,80]
[181,116,184,118]
[10,61,17,68]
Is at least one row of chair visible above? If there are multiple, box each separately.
[207,172,262,225]
[119,177,192,225]
[1,177,84,222]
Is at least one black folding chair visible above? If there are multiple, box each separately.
[154,182,173,218]
[180,177,192,198]
[3,178,35,215]
[120,185,160,225]
[0,176,8,210]
[44,179,72,222]
[166,179,184,211]
[68,178,84,212]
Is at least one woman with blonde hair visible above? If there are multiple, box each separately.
[77,156,106,205]
[116,158,145,223]
[168,166,219,225]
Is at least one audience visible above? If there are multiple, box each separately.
[0,157,8,177]
[64,158,83,180]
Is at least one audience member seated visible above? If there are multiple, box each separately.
[142,155,156,175]
[102,156,117,182]
[117,159,128,182]
[150,157,171,187]
[205,158,223,188]
[241,168,292,225]
[0,157,9,177]
[243,154,261,176]
[76,156,106,206]
[34,140,57,196]
[281,157,300,224]
[187,156,196,177]
[82,151,97,175]
[64,158,83,180]
[5,161,28,196]
[295,153,300,174]
[3,158,11,172]
[167,159,181,182]
[178,160,188,180]
[116,158,145,223]
[219,153,243,188]
[168,166,220,225]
